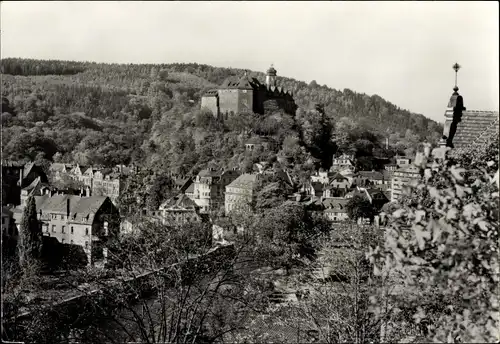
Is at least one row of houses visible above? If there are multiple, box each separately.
[49,163,137,204]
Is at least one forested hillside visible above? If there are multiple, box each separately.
[1,58,442,176]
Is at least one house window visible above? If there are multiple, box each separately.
[62,226,66,233]
[70,240,74,244]
[85,241,89,249]
[61,238,65,244]
[71,226,74,234]
[61,215,65,220]
[1,217,5,225]
[85,227,89,236]
[52,225,56,233]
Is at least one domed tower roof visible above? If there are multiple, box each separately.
[266,64,277,76]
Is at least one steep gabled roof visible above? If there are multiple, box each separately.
[452,110,499,150]
[22,176,43,192]
[159,194,199,211]
[221,75,256,90]
[329,172,348,182]
[34,194,110,223]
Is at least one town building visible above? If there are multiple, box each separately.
[225,173,260,214]
[395,156,413,168]
[50,163,130,205]
[306,197,349,222]
[329,172,351,190]
[353,171,386,187]
[30,194,120,266]
[189,168,240,213]
[330,154,355,172]
[159,193,206,225]
[245,136,277,152]
[391,165,421,202]
[200,65,297,118]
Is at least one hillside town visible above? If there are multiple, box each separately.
[2,64,498,270]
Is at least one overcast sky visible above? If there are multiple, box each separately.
[1,1,498,123]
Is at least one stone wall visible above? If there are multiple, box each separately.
[201,95,219,118]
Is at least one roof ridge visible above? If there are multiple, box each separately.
[469,116,499,148]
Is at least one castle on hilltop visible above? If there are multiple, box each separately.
[200,65,297,118]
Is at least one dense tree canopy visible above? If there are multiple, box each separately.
[2,58,441,179]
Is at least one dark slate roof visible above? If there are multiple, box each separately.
[33,195,110,224]
[322,198,349,212]
[452,110,499,149]
[23,162,35,177]
[220,76,256,90]
[227,173,259,190]
[22,176,42,192]
[357,171,384,180]
[160,194,198,210]
[185,183,194,193]
[198,168,224,178]
[203,89,218,97]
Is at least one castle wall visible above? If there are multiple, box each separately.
[238,89,253,114]
[218,89,240,115]
[218,89,254,115]
[201,95,219,118]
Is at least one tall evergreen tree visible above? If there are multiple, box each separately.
[18,196,42,267]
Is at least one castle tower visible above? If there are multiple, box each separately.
[266,64,277,87]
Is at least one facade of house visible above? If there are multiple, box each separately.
[391,166,421,202]
[225,173,260,214]
[331,154,355,172]
[189,168,241,213]
[329,172,351,190]
[159,193,204,225]
[354,171,385,186]
[200,65,297,118]
[245,136,277,152]
[32,194,120,266]
[50,163,128,205]
[306,197,349,222]
[310,169,332,184]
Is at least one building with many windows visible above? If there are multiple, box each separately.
[189,168,240,213]
[391,165,421,202]
[32,194,120,266]
[159,193,206,225]
[225,173,260,214]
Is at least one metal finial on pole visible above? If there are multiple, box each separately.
[452,62,461,91]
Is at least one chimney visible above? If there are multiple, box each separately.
[18,167,24,187]
[66,197,70,217]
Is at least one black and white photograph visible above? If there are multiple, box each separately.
[1,1,499,343]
